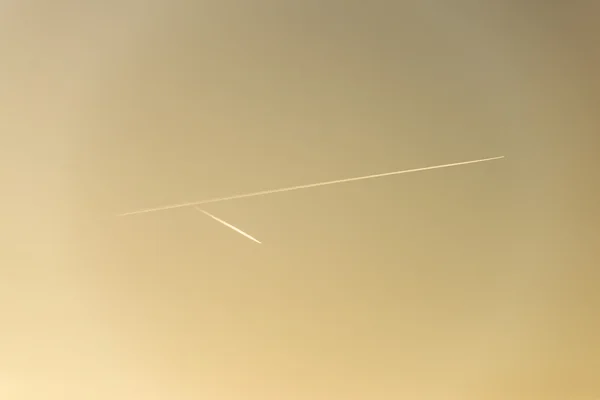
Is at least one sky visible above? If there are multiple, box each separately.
[1,1,599,399]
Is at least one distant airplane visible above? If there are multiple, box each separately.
[119,156,504,243]
[195,207,262,244]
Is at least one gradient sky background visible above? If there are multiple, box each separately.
[1,1,599,399]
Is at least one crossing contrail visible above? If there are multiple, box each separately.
[119,156,504,216]
[195,208,262,244]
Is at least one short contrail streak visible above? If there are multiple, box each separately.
[119,156,504,216]
[195,208,262,244]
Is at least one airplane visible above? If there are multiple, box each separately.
[119,156,504,243]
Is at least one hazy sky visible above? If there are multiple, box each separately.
[1,1,599,399]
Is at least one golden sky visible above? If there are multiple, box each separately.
[1,1,599,399]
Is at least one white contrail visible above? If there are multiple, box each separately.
[119,156,504,216]
[195,208,262,244]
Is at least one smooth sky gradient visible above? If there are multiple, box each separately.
[1,1,598,399]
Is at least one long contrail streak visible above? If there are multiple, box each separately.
[195,208,262,244]
[119,156,504,216]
